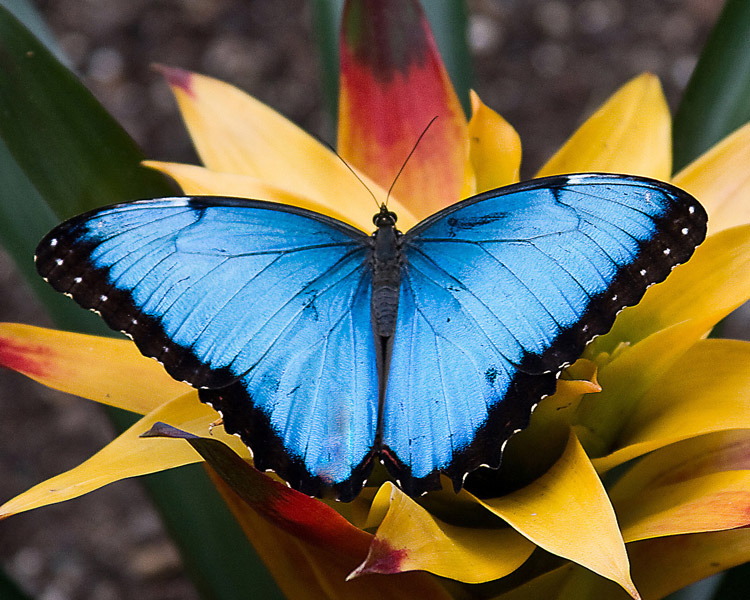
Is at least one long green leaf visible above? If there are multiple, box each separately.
[0,7,281,599]
[422,0,471,114]
[0,0,66,64]
[672,0,750,171]
[311,0,345,130]
[0,9,172,219]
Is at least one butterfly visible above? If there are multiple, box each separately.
[35,173,707,501]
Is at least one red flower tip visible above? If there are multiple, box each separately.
[347,537,408,579]
[153,64,195,96]
[338,0,469,214]
[0,336,49,379]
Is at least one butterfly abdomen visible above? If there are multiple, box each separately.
[370,214,402,338]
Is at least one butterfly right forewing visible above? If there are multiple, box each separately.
[378,174,707,496]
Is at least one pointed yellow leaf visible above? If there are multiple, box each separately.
[144,161,374,231]
[351,483,534,583]
[611,430,750,538]
[479,432,637,598]
[626,529,750,600]
[617,470,750,542]
[0,392,248,518]
[468,91,521,191]
[593,339,750,471]
[588,224,750,357]
[0,323,188,414]
[531,360,601,426]
[576,316,719,458]
[612,429,750,494]
[507,529,750,600]
[673,122,750,235]
[499,365,601,482]
[158,66,417,231]
[537,74,671,180]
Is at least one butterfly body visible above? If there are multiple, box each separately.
[370,206,402,338]
[36,174,707,501]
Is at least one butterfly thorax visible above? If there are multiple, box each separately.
[370,205,402,338]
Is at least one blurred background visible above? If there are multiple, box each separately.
[0,1,725,598]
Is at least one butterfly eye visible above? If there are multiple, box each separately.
[372,209,398,227]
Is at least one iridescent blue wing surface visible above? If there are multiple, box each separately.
[379,174,707,495]
[35,197,378,500]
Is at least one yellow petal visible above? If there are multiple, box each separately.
[673,121,750,235]
[0,392,248,518]
[612,430,750,539]
[144,160,374,231]
[350,483,534,583]
[588,224,750,358]
[612,429,750,493]
[498,529,750,600]
[0,323,188,414]
[627,529,750,600]
[617,469,750,541]
[479,432,637,598]
[576,316,719,457]
[537,74,671,180]
[468,90,522,191]
[532,360,601,426]
[208,473,453,600]
[158,67,417,231]
[593,339,750,471]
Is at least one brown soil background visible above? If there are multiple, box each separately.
[0,1,725,599]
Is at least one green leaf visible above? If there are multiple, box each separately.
[0,6,173,220]
[672,0,750,171]
[0,0,67,63]
[0,8,282,599]
[311,0,345,132]
[422,0,471,115]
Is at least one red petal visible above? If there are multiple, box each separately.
[338,0,470,217]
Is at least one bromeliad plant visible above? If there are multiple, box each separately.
[2,1,750,599]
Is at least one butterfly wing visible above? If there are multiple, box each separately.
[36,197,379,499]
[379,174,707,495]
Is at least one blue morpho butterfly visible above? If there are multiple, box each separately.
[35,173,707,501]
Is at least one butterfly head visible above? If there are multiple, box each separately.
[373,204,398,229]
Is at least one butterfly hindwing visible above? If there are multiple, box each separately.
[380,174,707,495]
[200,259,379,500]
[36,197,379,499]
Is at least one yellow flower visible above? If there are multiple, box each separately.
[4,1,750,598]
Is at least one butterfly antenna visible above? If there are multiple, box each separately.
[385,116,439,207]
[324,140,381,211]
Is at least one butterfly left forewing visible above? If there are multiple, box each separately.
[36,197,380,499]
